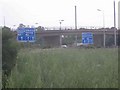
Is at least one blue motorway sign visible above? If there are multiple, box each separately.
[82,32,93,44]
[17,27,36,42]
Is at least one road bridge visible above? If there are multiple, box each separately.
[35,29,119,48]
[37,29,118,36]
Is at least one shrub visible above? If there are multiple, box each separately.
[77,44,95,49]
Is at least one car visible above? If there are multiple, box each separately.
[61,45,67,48]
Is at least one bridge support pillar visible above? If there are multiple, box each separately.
[75,35,77,47]
[60,35,62,47]
[103,30,106,47]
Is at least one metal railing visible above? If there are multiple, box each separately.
[44,26,111,30]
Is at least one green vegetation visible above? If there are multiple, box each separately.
[6,48,118,88]
[2,27,19,87]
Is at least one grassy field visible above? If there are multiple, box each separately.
[6,48,118,88]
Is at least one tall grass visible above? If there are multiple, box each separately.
[6,48,118,88]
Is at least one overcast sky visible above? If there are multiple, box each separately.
[0,0,119,29]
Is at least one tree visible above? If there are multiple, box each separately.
[2,26,19,87]
[18,23,25,28]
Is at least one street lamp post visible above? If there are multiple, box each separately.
[97,9,106,47]
[97,9,105,28]
[113,0,117,47]
[75,6,77,30]
[3,16,6,27]
[75,6,77,47]
[35,23,38,31]
[35,23,38,26]
[59,20,64,30]
[59,20,64,47]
